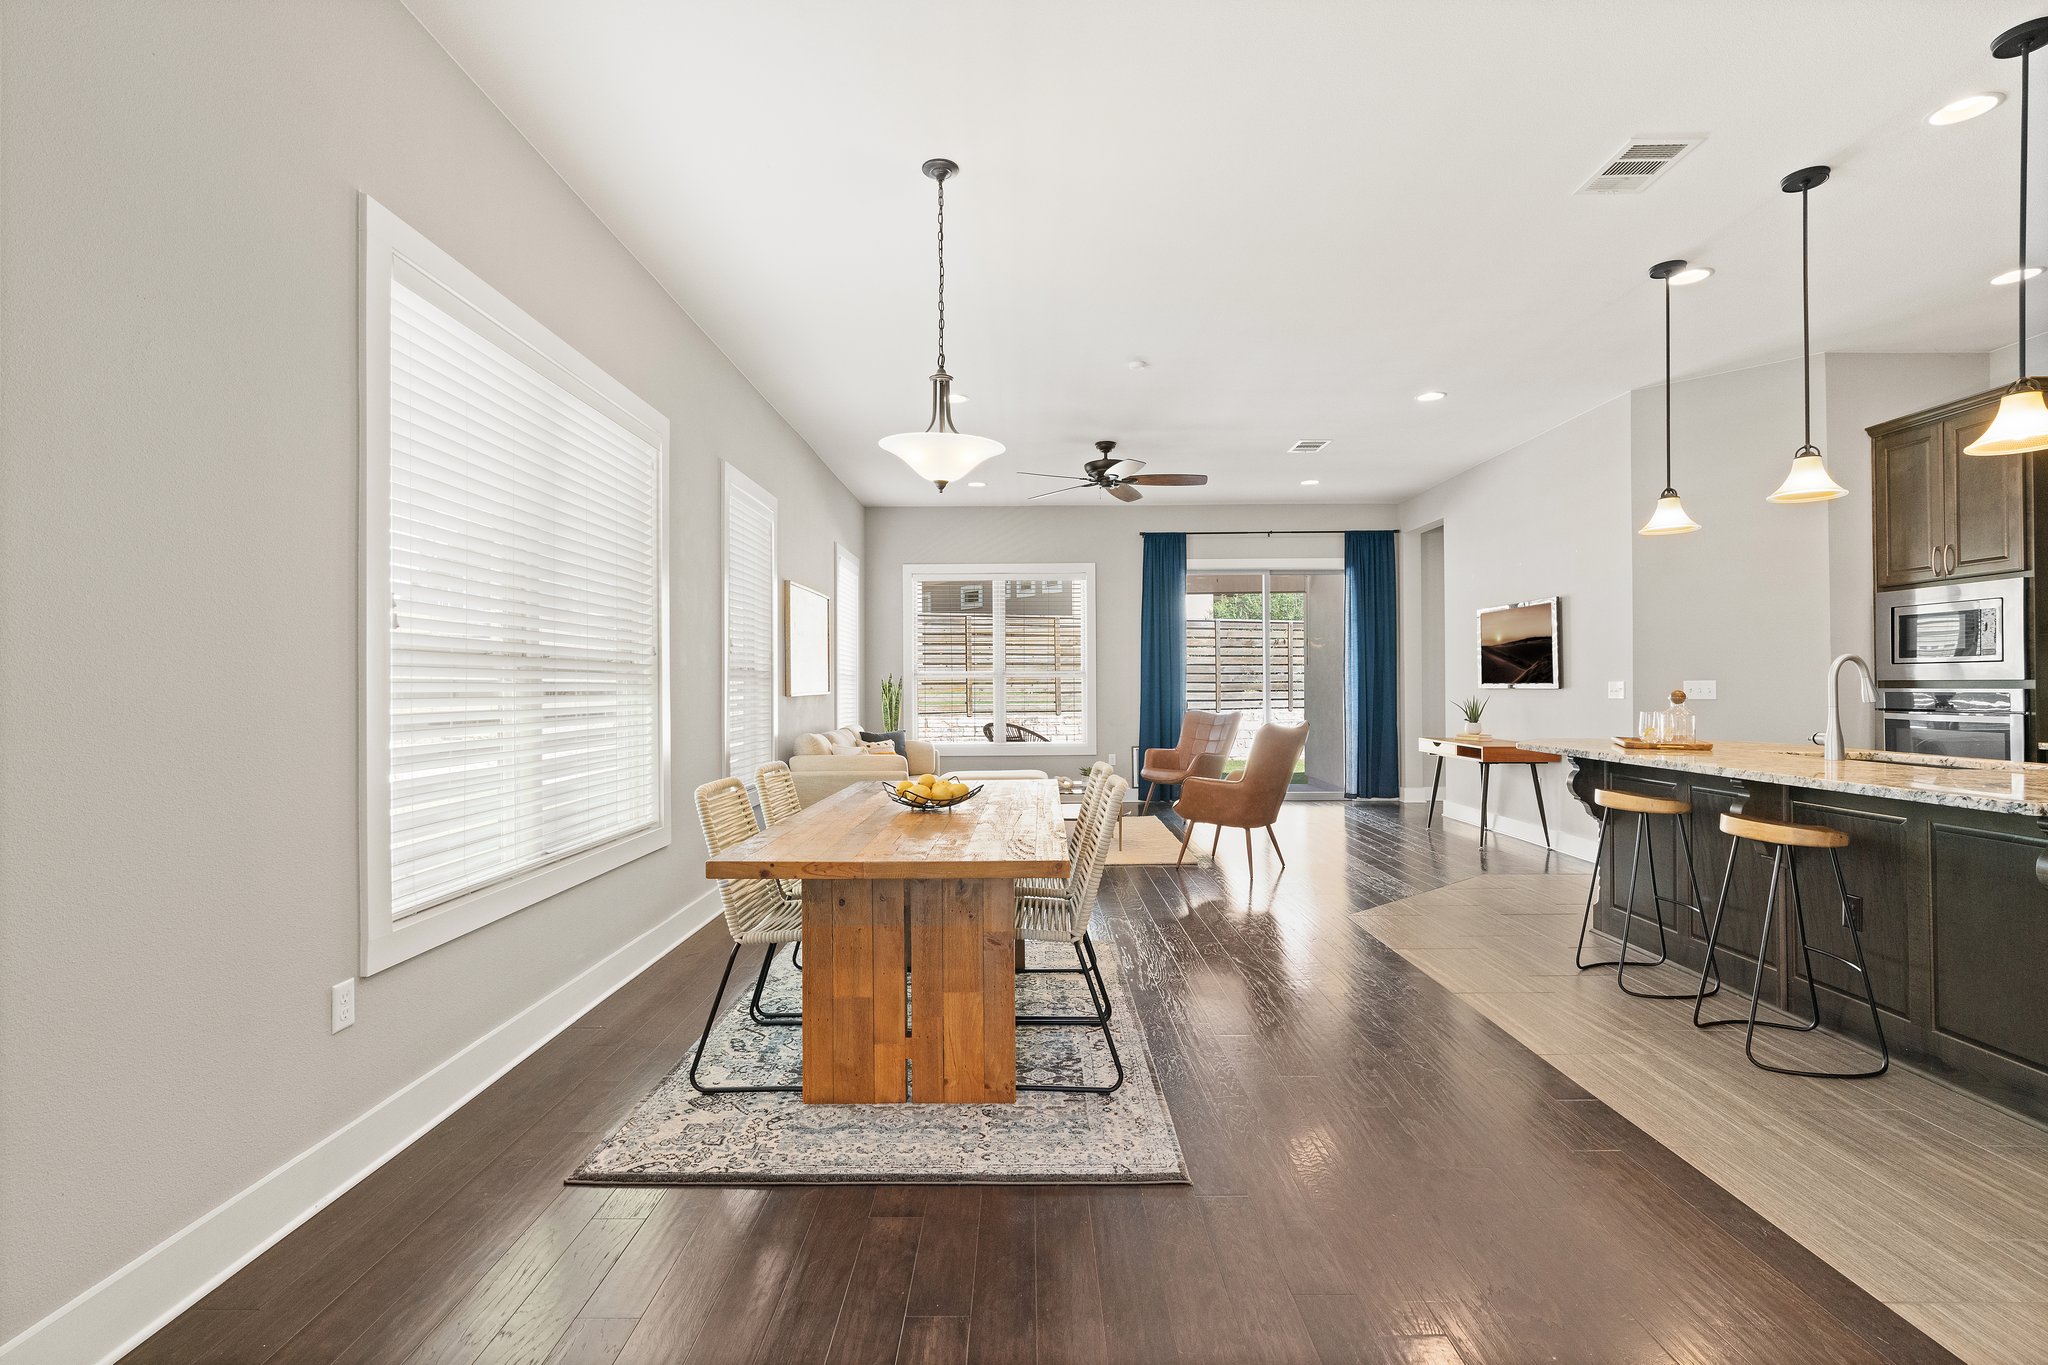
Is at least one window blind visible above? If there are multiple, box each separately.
[724,468,777,779]
[386,281,663,919]
[835,545,861,728]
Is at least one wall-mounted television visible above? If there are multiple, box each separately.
[1478,598,1560,689]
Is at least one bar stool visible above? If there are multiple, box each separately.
[1692,812,1888,1080]
[1575,787,1721,1000]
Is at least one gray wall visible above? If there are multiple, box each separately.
[862,504,1397,778]
[1629,359,1833,743]
[0,0,860,1337]
[1398,396,1636,847]
[1397,353,1994,855]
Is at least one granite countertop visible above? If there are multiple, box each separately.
[1517,738,2048,819]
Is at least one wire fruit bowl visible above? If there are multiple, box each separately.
[880,782,984,812]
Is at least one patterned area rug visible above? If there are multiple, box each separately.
[572,933,1187,1185]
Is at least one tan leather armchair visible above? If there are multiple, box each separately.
[1138,710,1241,815]
[1174,722,1309,875]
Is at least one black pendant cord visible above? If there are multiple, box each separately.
[1664,275,1675,493]
[1800,184,1814,451]
[2024,45,2032,380]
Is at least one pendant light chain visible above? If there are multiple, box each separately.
[2023,44,2032,379]
[935,172,947,374]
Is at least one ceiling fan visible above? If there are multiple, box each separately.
[1018,440,1210,503]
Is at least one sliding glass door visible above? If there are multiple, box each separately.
[1183,569,1347,796]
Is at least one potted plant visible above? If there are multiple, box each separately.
[1455,695,1488,737]
[880,674,903,732]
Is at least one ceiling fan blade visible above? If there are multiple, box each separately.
[1107,459,1146,477]
[1028,485,1088,500]
[1018,471,1083,479]
[1121,473,1208,487]
[1108,483,1144,503]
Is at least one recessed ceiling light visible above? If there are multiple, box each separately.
[1668,266,1714,286]
[1929,92,2004,126]
[1993,266,2043,285]
[966,480,986,487]
[1300,479,1320,486]
[1415,390,1446,402]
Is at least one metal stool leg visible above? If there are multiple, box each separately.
[1694,837,1743,1027]
[1574,811,1615,970]
[1743,847,1888,1079]
[1619,810,1713,1001]
[1698,842,1831,1040]
[1673,817,1720,997]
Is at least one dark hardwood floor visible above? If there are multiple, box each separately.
[125,804,1961,1364]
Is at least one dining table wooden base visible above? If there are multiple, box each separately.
[797,878,1018,1104]
[709,778,1066,1105]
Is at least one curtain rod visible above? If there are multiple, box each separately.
[1161,529,1361,537]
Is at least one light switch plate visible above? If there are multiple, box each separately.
[1683,679,1718,700]
[332,979,356,1033]
[1607,681,1626,700]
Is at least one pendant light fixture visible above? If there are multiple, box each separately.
[1968,17,2048,456]
[1640,260,1701,535]
[878,158,1003,490]
[1768,166,1850,502]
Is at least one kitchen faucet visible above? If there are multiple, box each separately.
[1822,653,1878,761]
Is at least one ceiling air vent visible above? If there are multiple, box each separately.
[1287,439,1331,455]
[1576,137,1703,195]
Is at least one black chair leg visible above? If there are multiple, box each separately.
[1574,811,1615,970]
[1019,938,1111,1025]
[747,941,801,1025]
[1019,938,1125,1095]
[688,942,802,1096]
[1699,847,1818,1039]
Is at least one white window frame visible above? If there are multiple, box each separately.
[901,562,1096,757]
[835,543,861,729]
[359,196,671,975]
[722,463,778,781]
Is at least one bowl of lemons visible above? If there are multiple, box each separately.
[883,773,983,811]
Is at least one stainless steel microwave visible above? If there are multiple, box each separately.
[1874,575,2027,682]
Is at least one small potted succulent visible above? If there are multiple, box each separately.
[1455,695,1488,737]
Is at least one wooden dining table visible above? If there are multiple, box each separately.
[705,778,1070,1105]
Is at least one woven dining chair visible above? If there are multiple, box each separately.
[1015,772,1128,1094]
[689,777,803,1095]
[1020,761,1115,897]
[754,761,805,902]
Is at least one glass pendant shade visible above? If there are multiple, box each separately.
[1964,383,2048,455]
[1639,491,1701,536]
[877,431,1004,488]
[879,372,1002,489]
[1767,449,1849,502]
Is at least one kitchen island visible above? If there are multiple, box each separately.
[1521,739,2048,1119]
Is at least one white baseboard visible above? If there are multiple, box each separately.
[0,890,718,1365]
[1400,786,1433,803]
[1440,801,1599,862]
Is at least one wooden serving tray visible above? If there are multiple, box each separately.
[1612,737,1713,752]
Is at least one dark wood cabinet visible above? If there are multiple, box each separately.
[1870,390,2030,588]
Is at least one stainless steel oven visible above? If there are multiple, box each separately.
[1874,575,2027,682]
[1878,688,2030,762]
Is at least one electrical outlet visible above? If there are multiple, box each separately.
[1607,681,1626,700]
[331,979,356,1033]
[1683,679,1718,700]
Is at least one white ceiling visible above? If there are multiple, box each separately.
[406,0,2048,507]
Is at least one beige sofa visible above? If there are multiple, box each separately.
[787,726,939,806]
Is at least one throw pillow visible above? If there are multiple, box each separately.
[860,728,907,757]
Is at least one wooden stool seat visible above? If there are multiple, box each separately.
[1593,788,1689,818]
[1717,812,1849,849]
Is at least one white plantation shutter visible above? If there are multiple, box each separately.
[835,545,861,728]
[724,466,777,779]
[385,281,664,919]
